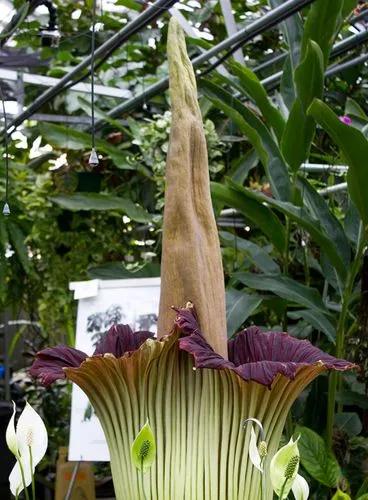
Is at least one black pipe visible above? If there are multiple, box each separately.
[253,25,368,76]
[94,0,316,127]
[4,0,178,135]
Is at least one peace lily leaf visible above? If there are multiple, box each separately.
[6,401,18,457]
[201,80,291,201]
[50,193,152,223]
[131,420,156,472]
[270,436,300,499]
[226,288,262,337]
[297,426,341,488]
[291,474,309,500]
[308,99,368,225]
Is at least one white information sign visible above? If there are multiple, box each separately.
[68,278,160,461]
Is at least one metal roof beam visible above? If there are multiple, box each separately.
[0,68,132,99]
[94,0,316,128]
[4,0,179,134]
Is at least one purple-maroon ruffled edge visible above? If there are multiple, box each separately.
[30,324,154,386]
[30,306,356,388]
[175,306,356,387]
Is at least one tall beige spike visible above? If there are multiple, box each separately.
[157,18,228,359]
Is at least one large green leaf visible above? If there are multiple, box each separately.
[88,262,160,279]
[226,180,347,279]
[211,182,286,254]
[297,426,342,488]
[7,222,30,273]
[226,288,262,337]
[269,0,303,106]
[280,57,296,110]
[334,412,362,437]
[308,99,368,225]
[229,61,285,140]
[220,231,280,274]
[336,390,368,410]
[288,309,335,343]
[235,273,328,313]
[39,123,133,170]
[281,41,324,171]
[342,0,358,18]
[201,80,291,201]
[269,0,303,70]
[301,0,344,67]
[228,148,258,184]
[50,193,152,222]
[298,176,351,267]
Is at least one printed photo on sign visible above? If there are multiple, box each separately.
[68,278,160,461]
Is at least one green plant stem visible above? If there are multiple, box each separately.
[141,458,147,500]
[260,459,266,500]
[282,173,299,433]
[17,457,30,500]
[278,477,288,499]
[326,223,366,449]
[29,447,35,500]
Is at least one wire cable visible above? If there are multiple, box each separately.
[3,0,178,136]
[88,0,99,167]
[0,83,10,215]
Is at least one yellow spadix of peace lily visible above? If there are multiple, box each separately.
[30,18,354,500]
[6,401,48,498]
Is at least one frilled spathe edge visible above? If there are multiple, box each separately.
[29,324,153,386]
[30,305,356,388]
[174,305,356,388]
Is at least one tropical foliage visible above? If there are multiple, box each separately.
[1,0,368,498]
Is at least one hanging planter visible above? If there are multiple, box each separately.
[30,19,354,500]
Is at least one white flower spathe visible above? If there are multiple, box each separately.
[6,401,48,497]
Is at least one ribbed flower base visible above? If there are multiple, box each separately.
[65,334,323,500]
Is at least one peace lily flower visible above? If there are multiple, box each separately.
[30,19,355,500]
[246,419,309,500]
[270,436,309,500]
[6,401,48,499]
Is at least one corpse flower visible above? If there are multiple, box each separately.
[30,19,354,500]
